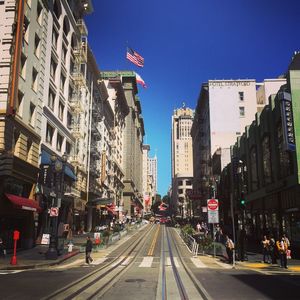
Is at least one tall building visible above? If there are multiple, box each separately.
[171,104,194,218]
[101,71,145,219]
[148,154,157,196]
[191,78,286,216]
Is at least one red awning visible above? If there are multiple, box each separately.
[5,193,41,212]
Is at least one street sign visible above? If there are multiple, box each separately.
[207,199,219,211]
[49,207,59,217]
[207,199,219,223]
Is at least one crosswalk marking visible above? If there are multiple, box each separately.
[92,257,107,265]
[191,257,207,268]
[214,260,233,269]
[121,256,132,266]
[111,257,125,267]
[166,257,180,267]
[139,256,153,267]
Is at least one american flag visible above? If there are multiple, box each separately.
[126,47,144,67]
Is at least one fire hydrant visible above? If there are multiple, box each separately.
[67,242,73,253]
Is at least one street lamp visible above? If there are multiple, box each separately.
[45,152,67,260]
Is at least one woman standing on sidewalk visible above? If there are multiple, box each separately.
[261,235,270,263]
[85,236,93,264]
[276,236,288,269]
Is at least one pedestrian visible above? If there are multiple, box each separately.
[85,236,93,264]
[0,238,6,257]
[196,222,201,232]
[261,235,270,263]
[269,235,277,264]
[225,235,234,264]
[282,233,290,248]
[276,236,288,269]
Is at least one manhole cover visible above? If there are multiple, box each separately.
[125,279,146,283]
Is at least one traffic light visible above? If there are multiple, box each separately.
[240,192,245,210]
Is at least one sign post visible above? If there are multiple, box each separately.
[207,199,219,258]
[10,230,20,265]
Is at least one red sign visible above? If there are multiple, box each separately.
[49,207,59,217]
[207,199,219,211]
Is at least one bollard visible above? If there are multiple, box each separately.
[10,230,20,265]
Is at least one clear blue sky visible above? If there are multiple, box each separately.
[85,0,300,196]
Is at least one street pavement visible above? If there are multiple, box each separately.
[1,226,300,274]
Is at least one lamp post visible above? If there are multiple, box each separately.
[45,152,67,260]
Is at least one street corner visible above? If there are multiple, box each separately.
[238,261,300,273]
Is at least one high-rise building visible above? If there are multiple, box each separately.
[171,104,194,218]
[191,78,286,215]
[148,154,157,196]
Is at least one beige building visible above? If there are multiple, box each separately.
[171,104,194,218]
[191,78,286,216]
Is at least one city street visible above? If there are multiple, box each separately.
[0,224,299,300]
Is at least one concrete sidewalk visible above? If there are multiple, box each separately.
[0,223,147,271]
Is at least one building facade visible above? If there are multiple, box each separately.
[191,78,286,218]
[171,104,194,218]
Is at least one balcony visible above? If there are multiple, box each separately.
[73,44,87,63]
[76,19,88,36]
[91,146,100,160]
[71,125,83,138]
[69,97,84,113]
[91,127,101,141]
[64,186,81,198]
[71,71,85,87]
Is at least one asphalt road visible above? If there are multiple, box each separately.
[0,224,299,300]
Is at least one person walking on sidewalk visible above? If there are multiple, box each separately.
[276,236,288,269]
[225,235,234,264]
[85,236,93,264]
[261,235,270,263]
[269,235,277,264]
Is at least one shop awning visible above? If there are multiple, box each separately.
[87,198,112,206]
[5,193,41,212]
[40,150,76,181]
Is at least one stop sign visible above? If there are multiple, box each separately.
[207,199,218,211]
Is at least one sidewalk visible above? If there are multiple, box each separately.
[0,233,87,270]
[235,250,300,272]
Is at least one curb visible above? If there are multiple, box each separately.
[0,249,80,271]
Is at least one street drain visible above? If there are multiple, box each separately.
[125,279,146,283]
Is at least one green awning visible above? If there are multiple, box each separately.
[87,198,112,206]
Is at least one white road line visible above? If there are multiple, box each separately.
[166,257,180,267]
[139,256,153,267]
[0,270,24,275]
[111,257,124,267]
[191,257,207,268]
[91,257,107,265]
[214,260,233,269]
[121,256,132,266]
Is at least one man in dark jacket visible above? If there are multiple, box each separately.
[85,236,93,264]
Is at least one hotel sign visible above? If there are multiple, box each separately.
[279,91,296,151]
[209,80,251,87]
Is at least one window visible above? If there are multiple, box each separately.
[23,16,30,44]
[34,34,41,57]
[60,74,66,91]
[52,28,58,49]
[20,54,27,79]
[50,59,57,80]
[29,102,36,127]
[16,91,24,116]
[262,135,272,184]
[46,123,54,144]
[67,111,73,129]
[277,122,293,178]
[65,141,71,155]
[48,88,55,109]
[58,101,64,120]
[32,67,38,91]
[239,91,244,101]
[56,133,63,151]
[62,45,67,63]
[239,106,245,117]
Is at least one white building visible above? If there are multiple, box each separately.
[192,78,287,213]
[171,105,194,218]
